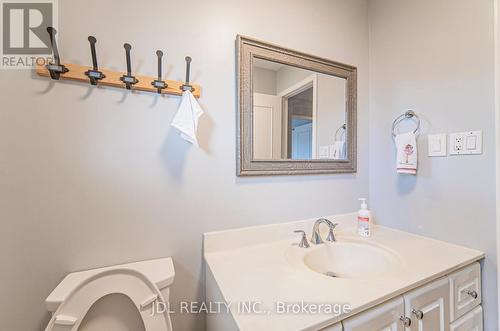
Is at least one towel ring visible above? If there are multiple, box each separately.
[391,110,420,138]
[334,124,346,141]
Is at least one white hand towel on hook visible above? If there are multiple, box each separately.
[332,141,346,160]
[395,132,417,175]
[171,90,204,147]
[332,125,346,160]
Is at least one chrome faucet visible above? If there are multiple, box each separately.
[311,218,338,244]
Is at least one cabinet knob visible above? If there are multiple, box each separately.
[466,290,478,299]
[412,309,424,320]
[400,316,411,327]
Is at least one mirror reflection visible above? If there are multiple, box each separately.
[252,58,347,161]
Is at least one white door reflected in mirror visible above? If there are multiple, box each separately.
[252,58,347,161]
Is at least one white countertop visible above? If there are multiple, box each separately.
[204,213,484,331]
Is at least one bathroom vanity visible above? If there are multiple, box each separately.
[204,214,484,331]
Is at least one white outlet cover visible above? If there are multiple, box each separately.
[449,131,482,155]
[428,134,447,157]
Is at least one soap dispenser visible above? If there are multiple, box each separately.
[357,198,372,237]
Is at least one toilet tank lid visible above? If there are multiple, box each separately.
[46,257,175,313]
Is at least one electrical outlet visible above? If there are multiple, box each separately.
[454,136,464,151]
[449,131,482,155]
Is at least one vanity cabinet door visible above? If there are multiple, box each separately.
[342,297,405,331]
[404,277,450,331]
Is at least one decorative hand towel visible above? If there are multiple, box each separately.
[332,140,346,160]
[171,90,204,146]
[395,132,417,175]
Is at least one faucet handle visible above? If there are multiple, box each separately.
[293,230,310,248]
[325,223,339,242]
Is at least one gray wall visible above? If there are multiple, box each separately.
[368,0,498,329]
[0,0,370,330]
[276,65,312,94]
[252,67,277,95]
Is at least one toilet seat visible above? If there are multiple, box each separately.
[45,258,174,331]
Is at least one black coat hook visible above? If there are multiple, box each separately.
[151,50,167,94]
[180,56,194,92]
[45,27,68,80]
[84,36,106,85]
[119,43,138,90]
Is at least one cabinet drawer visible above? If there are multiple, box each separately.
[449,263,481,322]
[450,306,483,331]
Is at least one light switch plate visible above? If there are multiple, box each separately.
[428,134,447,157]
[449,131,482,155]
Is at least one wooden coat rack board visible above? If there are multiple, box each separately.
[36,28,201,98]
[36,63,201,98]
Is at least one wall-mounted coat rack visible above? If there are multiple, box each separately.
[36,28,201,98]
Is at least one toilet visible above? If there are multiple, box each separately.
[44,257,175,331]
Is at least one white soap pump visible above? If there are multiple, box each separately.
[357,198,372,237]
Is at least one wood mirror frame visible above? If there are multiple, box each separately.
[236,35,357,176]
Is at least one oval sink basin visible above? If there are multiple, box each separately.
[287,239,403,279]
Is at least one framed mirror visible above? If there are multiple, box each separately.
[236,35,357,176]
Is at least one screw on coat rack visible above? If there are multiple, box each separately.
[151,50,167,94]
[180,56,194,92]
[45,27,69,80]
[119,43,139,90]
[84,36,106,85]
